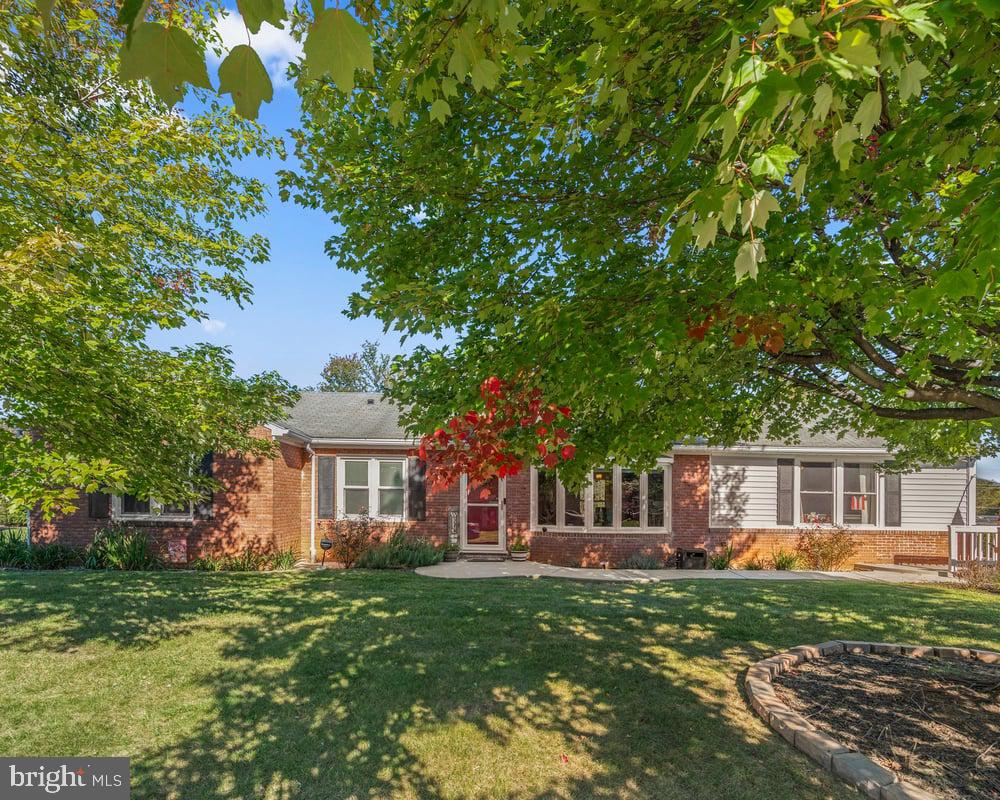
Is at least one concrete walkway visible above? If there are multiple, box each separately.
[415,560,957,584]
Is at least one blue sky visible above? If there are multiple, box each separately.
[147,10,1000,482]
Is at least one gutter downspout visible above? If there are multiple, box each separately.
[306,444,317,563]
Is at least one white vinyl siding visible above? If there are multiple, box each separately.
[710,455,971,531]
[710,456,778,527]
[900,467,971,529]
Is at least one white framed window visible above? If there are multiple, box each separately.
[792,458,882,527]
[530,463,671,532]
[337,457,406,520]
[114,494,193,521]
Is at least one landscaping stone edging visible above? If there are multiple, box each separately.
[745,641,1000,800]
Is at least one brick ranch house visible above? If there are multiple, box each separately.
[31,392,978,568]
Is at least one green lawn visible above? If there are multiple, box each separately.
[1,572,997,800]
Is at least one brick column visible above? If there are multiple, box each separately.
[672,454,710,548]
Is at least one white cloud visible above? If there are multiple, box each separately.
[212,11,303,88]
[201,318,228,334]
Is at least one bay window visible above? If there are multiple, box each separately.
[337,457,406,519]
[531,464,671,531]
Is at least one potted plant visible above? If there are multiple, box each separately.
[508,536,530,562]
[442,541,461,562]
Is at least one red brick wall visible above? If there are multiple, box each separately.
[528,531,675,568]
[672,454,710,547]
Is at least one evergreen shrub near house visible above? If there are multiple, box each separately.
[84,524,163,571]
[0,529,81,570]
[796,526,857,571]
[709,544,735,570]
[354,528,443,569]
[189,546,297,572]
[770,548,801,571]
[616,552,664,570]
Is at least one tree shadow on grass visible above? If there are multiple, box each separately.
[1,572,998,799]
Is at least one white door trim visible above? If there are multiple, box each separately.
[459,474,507,553]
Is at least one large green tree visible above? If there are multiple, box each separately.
[2,2,295,515]
[314,340,394,392]
[281,0,999,475]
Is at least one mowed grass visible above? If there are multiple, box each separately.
[0,572,997,800]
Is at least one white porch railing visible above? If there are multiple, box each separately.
[949,525,1000,573]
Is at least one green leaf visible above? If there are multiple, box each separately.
[119,22,212,106]
[937,270,978,300]
[116,0,150,37]
[388,99,405,126]
[734,240,765,281]
[832,123,859,169]
[899,59,930,103]
[218,45,273,119]
[720,191,739,233]
[787,17,810,39]
[853,90,882,139]
[236,0,286,35]
[692,216,719,249]
[772,6,795,32]
[791,160,807,200]
[837,29,879,69]
[812,83,833,120]
[470,59,500,93]
[36,0,55,28]
[741,190,780,232]
[304,9,373,94]
[430,98,451,124]
[750,143,798,180]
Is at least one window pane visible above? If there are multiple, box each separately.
[160,501,189,515]
[843,463,876,493]
[801,493,834,524]
[344,488,369,515]
[467,504,499,545]
[379,488,404,516]
[122,495,150,514]
[564,488,584,527]
[345,461,368,487]
[537,471,557,526]
[801,462,833,492]
[379,460,403,488]
[648,469,665,528]
[621,470,640,527]
[843,492,876,524]
[468,476,498,502]
[592,469,614,527]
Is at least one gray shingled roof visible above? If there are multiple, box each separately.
[275,393,885,450]
[276,392,409,440]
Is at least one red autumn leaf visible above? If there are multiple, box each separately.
[541,410,556,424]
[544,453,559,469]
[554,427,568,440]
[465,410,479,424]
[557,406,571,418]
[535,425,548,436]
[560,754,569,764]
[536,442,547,457]
[764,334,785,354]
[732,331,748,347]
[560,444,576,460]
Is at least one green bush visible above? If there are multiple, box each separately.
[190,546,297,572]
[770,548,801,571]
[709,543,735,570]
[0,530,81,570]
[741,555,766,570]
[84,524,163,571]
[189,554,226,571]
[355,529,443,569]
[796,526,857,571]
[616,551,664,570]
[269,548,297,570]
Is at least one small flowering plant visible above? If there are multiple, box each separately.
[508,536,530,553]
[416,375,575,490]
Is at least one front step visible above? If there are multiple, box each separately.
[463,553,507,562]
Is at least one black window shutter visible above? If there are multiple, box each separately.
[88,491,111,519]
[884,471,901,527]
[407,457,427,521]
[776,459,794,526]
[317,457,335,519]
[194,452,214,519]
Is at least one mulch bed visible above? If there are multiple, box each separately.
[773,653,1000,800]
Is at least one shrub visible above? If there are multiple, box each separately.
[225,545,270,572]
[958,562,1000,594]
[508,536,529,553]
[0,530,81,570]
[616,551,663,570]
[327,511,379,568]
[269,548,297,570]
[796,526,857,571]
[770,548,801,571]
[709,543,735,570]
[190,554,226,571]
[85,524,163,571]
[741,555,766,570]
[355,528,443,569]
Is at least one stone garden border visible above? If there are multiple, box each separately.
[745,641,1000,800]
